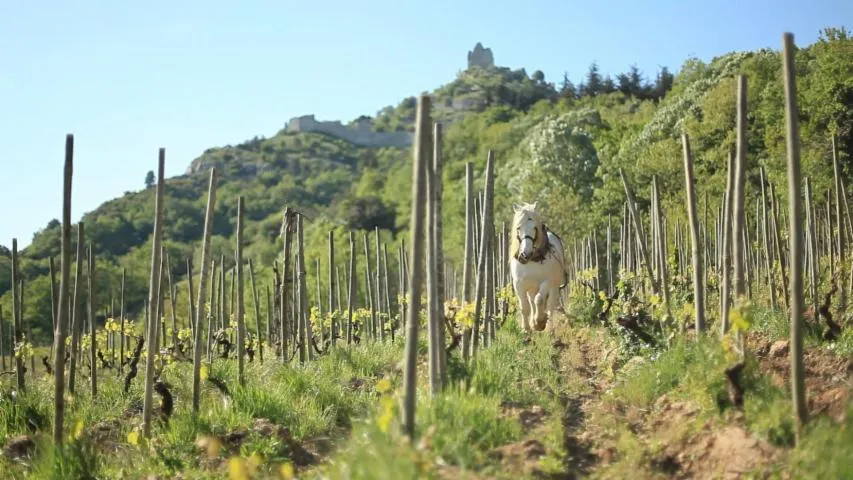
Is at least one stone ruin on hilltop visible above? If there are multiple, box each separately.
[280,43,495,147]
[283,114,413,148]
[467,42,495,69]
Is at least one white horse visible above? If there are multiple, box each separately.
[509,202,567,332]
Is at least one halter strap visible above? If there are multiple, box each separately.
[515,223,552,264]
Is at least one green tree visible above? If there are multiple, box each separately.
[502,109,603,238]
[799,27,853,161]
[0,248,10,297]
[652,67,675,100]
[506,108,602,211]
[582,62,602,97]
[617,64,645,97]
[145,170,155,188]
[560,72,577,99]
[338,196,397,232]
[601,75,617,94]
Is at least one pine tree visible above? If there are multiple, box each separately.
[584,62,602,97]
[560,72,577,99]
[652,66,675,100]
[617,73,632,95]
[601,75,616,94]
[628,64,643,96]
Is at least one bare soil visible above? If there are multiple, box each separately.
[749,333,853,422]
[487,322,853,479]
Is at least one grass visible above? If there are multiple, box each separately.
[418,391,522,469]
[0,318,575,479]
[565,284,853,479]
[313,323,570,479]
[605,330,799,446]
[790,403,853,479]
[2,284,850,479]
[0,338,404,479]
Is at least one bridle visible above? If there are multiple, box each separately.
[521,225,538,244]
[515,221,551,264]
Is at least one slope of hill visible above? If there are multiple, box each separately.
[1,30,851,346]
[1,31,852,480]
[6,130,410,337]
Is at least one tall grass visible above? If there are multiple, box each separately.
[0,339,403,478]
[317,323,565,478]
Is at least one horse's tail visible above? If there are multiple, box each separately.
[559,266,569,290]
[558,256,568,290]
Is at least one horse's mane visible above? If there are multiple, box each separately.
[509,229,521,259]
[509,202,548,259]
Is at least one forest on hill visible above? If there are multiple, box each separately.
[0,27,851,347]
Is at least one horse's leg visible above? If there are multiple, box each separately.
[557,294,568,315]
[513,278,531,332]
[532,281,550,331]
[522,293,533,332]
[547,284,560,327]
[517,294,531,332]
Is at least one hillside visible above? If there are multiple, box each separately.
[1,29,853,480]
[1,30,852,346]
[4,130,410,339]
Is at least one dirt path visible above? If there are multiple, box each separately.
[291,318,851,479]
[524,323,853,480]
[479,321,613,480]
[550,327,607,479]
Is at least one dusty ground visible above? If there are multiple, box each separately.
[749,333,853,422]
[476,325,609,480]
[476,321,853,480]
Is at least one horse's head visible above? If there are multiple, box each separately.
[511,202,545,263]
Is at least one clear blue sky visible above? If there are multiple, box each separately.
[1,0,849,249]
